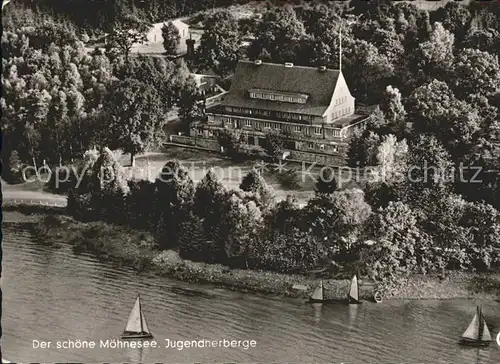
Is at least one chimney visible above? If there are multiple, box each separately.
[284,62,293,68]
[186,33,195,58]
[318,65,326,72]
[254,59,262,65]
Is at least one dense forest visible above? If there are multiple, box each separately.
[15,0,256,33]
[1,1,205,174]
[2,0,500,291]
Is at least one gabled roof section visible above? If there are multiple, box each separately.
[221,61,340,116]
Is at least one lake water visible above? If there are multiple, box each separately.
[1,220,500,363]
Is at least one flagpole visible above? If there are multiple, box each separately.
[339,24,342,72]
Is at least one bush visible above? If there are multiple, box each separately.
[126,179,156,229]
[4,150,25,184]
[363,201,432,286]
[276,169,301,190]
[46,165,81,194]
[250,228,330,273]
[67,189,95,221]
[178,212,211,262]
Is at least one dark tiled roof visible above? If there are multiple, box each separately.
[221,61,340,116]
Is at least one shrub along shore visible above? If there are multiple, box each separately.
[6,144,498,302]
[26,212,500,301]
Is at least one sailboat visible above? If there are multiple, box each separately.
[308,280,335,303]
[121,294,153,340]
[347,275,362,304]
[459,306,492,347]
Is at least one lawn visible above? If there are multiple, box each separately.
[116,147,363,206]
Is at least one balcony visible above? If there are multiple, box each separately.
[206,105,316,126]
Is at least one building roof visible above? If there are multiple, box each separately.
[221,61,340,116]
[171,19,190,30]
[331,114,368,128]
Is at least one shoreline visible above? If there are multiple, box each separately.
[4,207,500,301]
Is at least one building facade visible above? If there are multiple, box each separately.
[190,60,370,158]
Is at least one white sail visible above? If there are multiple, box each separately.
[311,280,323,301]
[141,306,150,334]
[125,296,143,333]
[462,312,480,340]
[348,275,359,302]
[480,316,492,342]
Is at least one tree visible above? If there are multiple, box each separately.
[314,166,339,198]
[153,160,195,249]
[461,201,500,270]
[240,169,263,193]
[407,80,481,160]
[363,201,432,286]
[178,212,208,262]
[177,77,205,133]
[195,10,241,77]
[89,147,129,196]
[265,194,302,234]
[240,169,275,210]
[368,27,405,65]
[450,48,500,100]
[262,131,287,161]
[401,134,454,207]
[5,150,24,184]
[249,6,307,64]
[343,39,394,102]
[347,130,382,168]
[432,1,472,41]
[193,169,228,260]
[194,169,227,221]
[25,89,52,169]
[251,227,329,273]
[462,27,499,54]
[162,21,180,55]
[307,13,355,68]
[104,78,164,166]
[221,192,263,266]
[106,19,148,63]
[374,134,408,185]
[46,90,68,166]
[379,85,406,129]
[416,22,455,80]
[407,80,456,126]
[422,193,472,272]
[305,188,372,255]
[86,147,130,223]
[217,129,244,160]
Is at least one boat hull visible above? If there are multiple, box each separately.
[307,298,338,304]
[347,297,362,305]
[459,338,491,347]
[306,298,363,304]
[121,332,154,340]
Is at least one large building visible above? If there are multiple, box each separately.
[191,60,370,158]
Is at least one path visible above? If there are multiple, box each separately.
[2,180,67,207]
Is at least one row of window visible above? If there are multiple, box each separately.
[225,107,315,121]
[333,107,351,119]
[235,118,343,137]
[335,96,348,105]
[249,92,307,104]
[198,127,342,152]
[208,115,346,137]
[293,125,322,135]
[297,142,339,152]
